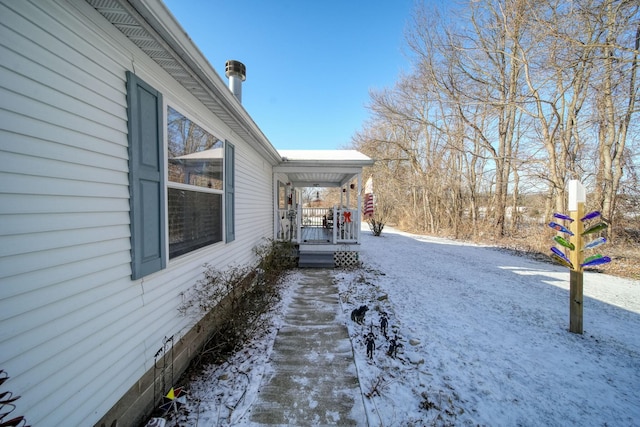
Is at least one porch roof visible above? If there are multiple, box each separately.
[275,150,374,188]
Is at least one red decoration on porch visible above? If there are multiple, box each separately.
[343,211,352,223]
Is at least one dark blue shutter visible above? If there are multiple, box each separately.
[126,71,166,279]
[225,141,235,242]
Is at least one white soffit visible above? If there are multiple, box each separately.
[276,150,374,187]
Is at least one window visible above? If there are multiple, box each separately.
[167,106,224,258]
[126,72,235,279]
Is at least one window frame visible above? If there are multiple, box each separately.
[165,103,230,259]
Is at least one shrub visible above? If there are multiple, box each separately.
[253,238,298,284]
[368,217,385,236]
[178,264,253,318]
[177,239,298,366]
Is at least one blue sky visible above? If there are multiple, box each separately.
[163,0,416,150]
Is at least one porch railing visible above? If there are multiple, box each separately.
[333,208,358,243]
[276,207,360,244]
[302,207,328,228]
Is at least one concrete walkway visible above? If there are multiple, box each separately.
[248,269,367,426]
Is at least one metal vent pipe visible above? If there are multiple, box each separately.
[225,60,246,103]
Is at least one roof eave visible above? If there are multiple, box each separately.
[90,0,282,165]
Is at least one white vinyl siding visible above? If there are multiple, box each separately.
[235,145,274,245]
[0,25,134,417]
[0,1,275,426]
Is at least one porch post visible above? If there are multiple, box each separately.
[357,173,362,243]
[297,202,302,244]
[273,173,278,239]
[332,206,337,244]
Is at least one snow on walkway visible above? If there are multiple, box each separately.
[248,269,366,425]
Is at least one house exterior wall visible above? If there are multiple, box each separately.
[0,1,274,425]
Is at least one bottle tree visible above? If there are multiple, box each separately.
[548,180,611,334]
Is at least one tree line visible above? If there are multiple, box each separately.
[352,0,639,243]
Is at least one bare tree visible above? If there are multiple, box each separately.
[514,0,599,218]
[592,1,640,230]
[408,0,529,237]
[352,0,639,249]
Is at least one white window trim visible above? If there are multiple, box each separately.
[164,100,229,260]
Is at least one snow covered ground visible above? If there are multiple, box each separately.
[174,226,640,426]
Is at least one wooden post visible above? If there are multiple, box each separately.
[568,181,585,334]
